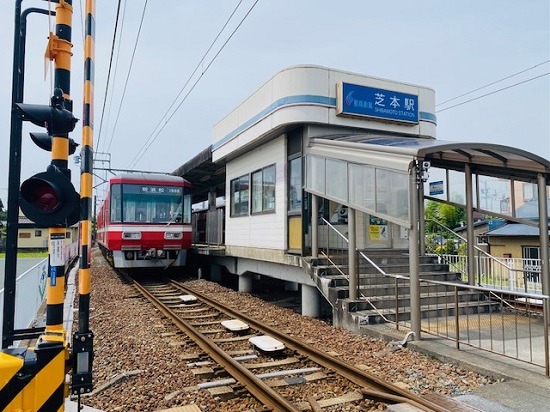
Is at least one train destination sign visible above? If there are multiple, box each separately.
[337,82,419,124]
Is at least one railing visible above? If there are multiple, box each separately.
[414,277,549,376]
[436,254,544,293]
[426,219,546,293]
[315,218,550,375]
[318,218,391,322]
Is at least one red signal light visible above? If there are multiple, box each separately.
[34,184,60,211]
[19,169,79,226]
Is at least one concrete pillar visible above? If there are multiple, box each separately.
[348,207,357,300]
[208,189,216,211]
[285,281,299,291]
[210,263,222,283]
[238,273,253,293]
[301,284,320,317]
[465,164,476,285]
[409,166,421,339]
[311,194,318,258]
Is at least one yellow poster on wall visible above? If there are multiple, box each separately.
[370,225,388,240]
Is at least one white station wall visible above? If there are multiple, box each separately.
[225,135,287,250]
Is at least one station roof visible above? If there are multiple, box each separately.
[174,134,550,204]
[172,146,226,203]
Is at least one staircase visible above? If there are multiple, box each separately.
[303,250,500,335]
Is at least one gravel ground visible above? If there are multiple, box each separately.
[74,249,495,411]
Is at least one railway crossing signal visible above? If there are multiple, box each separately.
[16,88,78,135]
[17,88,80,226]
[19,166,80,226]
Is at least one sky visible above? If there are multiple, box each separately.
[1,0,549,207]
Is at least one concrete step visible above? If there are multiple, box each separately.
[355,300,500,324]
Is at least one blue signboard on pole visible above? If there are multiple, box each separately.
[429,180,444,195]
[338,82,419,124]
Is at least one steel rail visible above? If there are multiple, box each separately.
[121,272,302,412]
[172,279,454,412]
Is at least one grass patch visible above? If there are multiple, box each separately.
[0,252,48,258]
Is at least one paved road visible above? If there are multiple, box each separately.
[0,257,47,289]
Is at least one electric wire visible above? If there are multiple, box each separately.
[100,0,128,153]
[105,0,149,153]
[95,0,123,152]
[437,60,550,107]
[127,0,245,168]
[436,72,549,113]
[129,0,260,168]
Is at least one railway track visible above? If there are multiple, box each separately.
[120,271,477,412]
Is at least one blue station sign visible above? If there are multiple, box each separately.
[337,82,419,124]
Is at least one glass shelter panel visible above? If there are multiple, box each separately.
[448,170,466,205]
[326,159,347,202]
[477,175,512,215]
[376,169,408,220]
[349,163,375,210]
[307,156,325,194]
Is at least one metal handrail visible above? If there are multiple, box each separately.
[426,218,514,274]
[319,218,391,322]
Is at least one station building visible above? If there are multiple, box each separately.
[174,65,550,337]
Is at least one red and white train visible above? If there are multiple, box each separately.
[96,173,192,269]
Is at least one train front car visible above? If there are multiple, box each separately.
[99,173,192,269]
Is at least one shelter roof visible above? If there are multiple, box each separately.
[312,135,550,181]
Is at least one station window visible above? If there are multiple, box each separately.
[35,230,42,237]
[230,174,250,216]
[251,164,276,214]
[288,157,302,213]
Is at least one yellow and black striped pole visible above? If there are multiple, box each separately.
[43,0,73,337]
[36,0,74,408]
[71,0,95,396]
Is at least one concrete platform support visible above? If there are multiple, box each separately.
[210,263,222,283]
[301,284,320,317]
[238,273,253,293]
[285,281,299,291]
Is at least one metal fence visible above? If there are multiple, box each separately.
[437,254,545,293]
[317,220,550,376]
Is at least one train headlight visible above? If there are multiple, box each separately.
[122,231,141,240]
[164,232,182,240]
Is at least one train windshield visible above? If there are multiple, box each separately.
[110,183,186,224]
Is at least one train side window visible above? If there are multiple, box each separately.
[111,184,122,223]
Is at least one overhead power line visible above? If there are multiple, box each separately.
[436,72,549,113]
[437,60,549,107]
[127,0,245,168]
[106,0,149,153]
[128,0,261,169]
[95,0,123,152]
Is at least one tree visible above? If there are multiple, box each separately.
[424,200,465,253]
[0,197,6,222]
